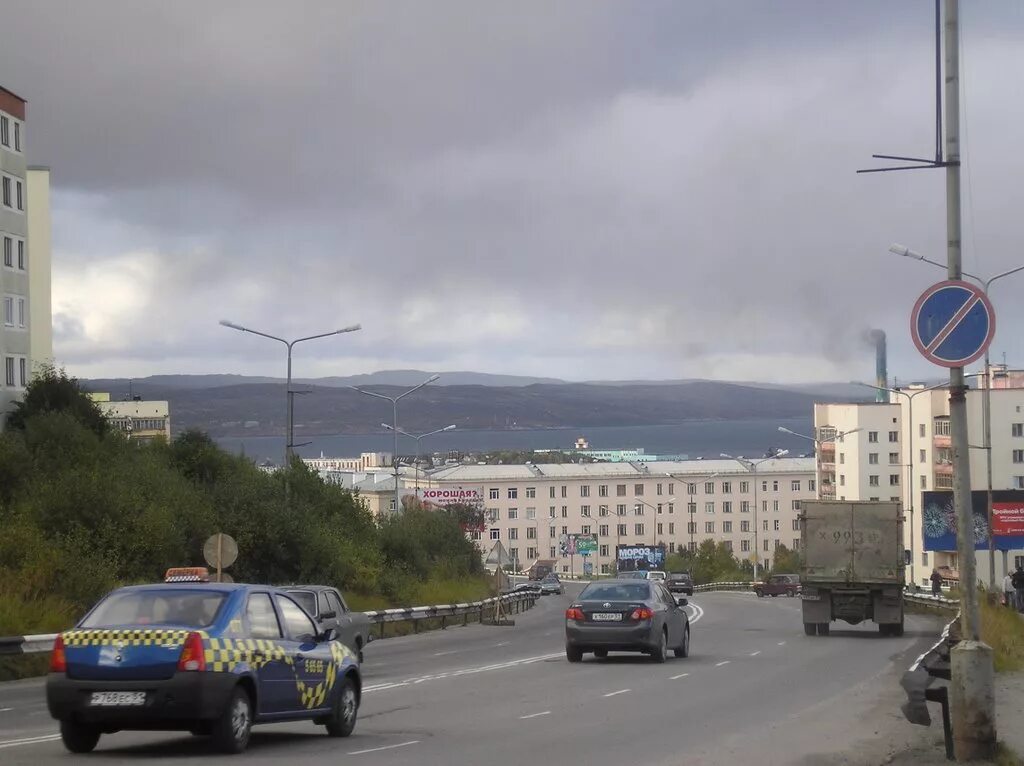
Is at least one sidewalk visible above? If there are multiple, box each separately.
[885,671,1024,765]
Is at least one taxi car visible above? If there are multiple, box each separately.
[46,568,362,754]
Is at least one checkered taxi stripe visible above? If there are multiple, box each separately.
[62,629,193,647]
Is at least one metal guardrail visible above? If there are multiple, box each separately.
[899,609,961,760]
[0,591,542,655]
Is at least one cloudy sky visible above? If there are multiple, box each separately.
[3,1,1024,383]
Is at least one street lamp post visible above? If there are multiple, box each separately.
[633,497,677,549]
[891,243,1024,589]
[219,320,361,465]
[382,423,456,497]
[665,472,720,567]
[850,383,945,587]
[720,451,789,580]
[350,375,439,513]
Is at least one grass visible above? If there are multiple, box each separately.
[0,582,78,682]
[980,597,1024,673]
[995,742,1024,766]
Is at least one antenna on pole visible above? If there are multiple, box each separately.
[857,0,956,174]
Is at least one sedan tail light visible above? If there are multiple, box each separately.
[50,635,67,674]
[177,632,207,672]
[630,607,654,620]
[565,607,585,621]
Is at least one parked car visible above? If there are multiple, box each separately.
[667,572,694,596]
[564,579,690,663]
[509,582,543,595]
[539,574,563,595]
[753,574,801,598]
[283,586,373,662]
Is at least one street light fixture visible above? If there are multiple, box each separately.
[890,243,1024,588]
[720,451,789,580]
[350,375,440,514]
[219,320,361,465]
[633,497,677,549]
[665,472,720,562]
[853,382,946,587]
[381,423,456,497]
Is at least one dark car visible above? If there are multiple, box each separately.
[283,586,372,663]
[667,572,694,596]
[46,571,361,754]
[564,579,690,663]
[754,574,801,598]
[539,574,563,595]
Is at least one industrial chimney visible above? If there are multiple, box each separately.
[870,330,887,402]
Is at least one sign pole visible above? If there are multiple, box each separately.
[943,1,995,757]
[217,534,223,583]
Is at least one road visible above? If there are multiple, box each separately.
[0,586,941,765]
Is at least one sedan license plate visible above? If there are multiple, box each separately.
[591,613,622,622]
[89,691,146,707]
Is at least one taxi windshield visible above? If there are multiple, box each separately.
[80,589,227,629]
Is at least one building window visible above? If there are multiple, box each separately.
[740,481,749,494]
[839,453,845,464]
[657,523,663,535]
[839,475,845,486]
[704,502,714,514]
[890,474,900,486]
[1014,450,1024,464]
[633,503,645,516]
[657,483,663,496]
[0,115,8,146]
[791,480,801,491]
[687,522,696,534]
[634,523,644,536]
[935,474,953,489]
[15,180,22,211]
[550,486,556,498]
[486,508,499,522]
[869,453,879,464]
[561,486,567,498]
[599,484,609,497]
[617,523,627,536]
[549,526,556,538]
[935,418,951,436]
[889,431,898,443]
[600,564,610,574]
[687,502,696,516]
[1015,477,1024,490]
[722,481,732,494]
[741,520,750,533]
[561,506,568,518]
[741,539,750,552]
[656,503,663,515]
[772,481,779,492]
[599,524,609,537]
[526,508,536,520]
[490,529,500,540]
[763,520,769,531]
[527,547,537,560]
[581,505,591,517]
[2,296,12,326]
[508,488,517,499]
[868,431,879,443]
[508,529,518,540]
[548,506,556,519]
[507,508,518,520]
[705,522,715,534]
[722,501,732,514]
[580,485,590,498]
[921,475,927,489]
[772,520,779,531]
[792,500,801,511]
[617,504,626,516]
[550,546,557,558]
[489,488,499,500]
[792,519,801,531]
[2,236,10,268]
[705,481,715,494]
[526,487,536,498]
[634,484,644,496]
[809,479,816,492]
[4,356,16,387]
[13,121,20,152]
[920,449,927,464]
[687,483,697,495]
[723,521,732,533]
[599,505,609,517]
[1,175,10,208]
[761,481,768,492]
[617,484,627,497]
[667,502,674,514]
[740,501,750,513]
[1015,424,1024,438]
[869,475,880,487]
[764,539,770,551]
[772,500,779,512]
[600,545,609,557]
[920,423,926,438]
[668,523,674,534]
[889,453,899,465]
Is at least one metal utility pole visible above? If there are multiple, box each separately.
[382,423,456,497]
[351,375,439,513]
[721,452,788,580]
[943,2,995,758]
[219,320,361,465]
[665,472,719,570]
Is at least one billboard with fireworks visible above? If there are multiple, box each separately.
[922,490,1024,551]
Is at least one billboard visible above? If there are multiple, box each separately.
[558,533,599,556]
[421,486,483,505]
[922,490,1024,551]
[616,544,665,570]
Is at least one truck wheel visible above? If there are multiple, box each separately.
[816,623,830,636]
[878,623,891,636]
[60,720,101,753]
[803,623,816,636]
[892,619,904,637]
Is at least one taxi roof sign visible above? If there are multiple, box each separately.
[164,566,211,583]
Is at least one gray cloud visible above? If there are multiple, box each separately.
[3,1,1024,383]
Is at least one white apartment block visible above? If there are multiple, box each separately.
[304,452,392,472]
[425,459,818,576]
[1,85,52,423]
[815,372,1024,588]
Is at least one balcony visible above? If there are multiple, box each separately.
[934,462,953,476]
[933,434,951,449]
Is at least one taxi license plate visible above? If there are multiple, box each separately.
[592,613,622,622]
[89,692,146,707]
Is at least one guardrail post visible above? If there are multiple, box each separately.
[440,615,447,630]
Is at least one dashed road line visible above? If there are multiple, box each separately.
[519,711,551,719]
[670,672,690,680]
[0,707,12,712]
[778,641,786,646]
[0,734,61,750]
[715,660,731,667]
[432,650,459,656]
[750,651,762,657]
[603,689,631,698]
[349,741,420,756]
[495,641,510,647]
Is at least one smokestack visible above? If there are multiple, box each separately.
[870,330,887,402]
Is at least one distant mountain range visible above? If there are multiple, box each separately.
[81,371,875,438]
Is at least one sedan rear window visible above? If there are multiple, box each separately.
[81,589,227,629]
[580,583,650,601]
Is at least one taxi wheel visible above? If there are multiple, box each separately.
[212,686,253,754]
[325,676,358,738]
[60,720,101,753]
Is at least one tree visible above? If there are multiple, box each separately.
[768,544,802,576]
[5,365,109,436]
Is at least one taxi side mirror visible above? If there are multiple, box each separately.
[319,627,339,643]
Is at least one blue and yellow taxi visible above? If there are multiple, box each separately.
[46,568,362,754]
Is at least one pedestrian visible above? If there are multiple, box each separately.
[930,568,943,597]
[1005,572,1016,609]
[1012,565,1024,612]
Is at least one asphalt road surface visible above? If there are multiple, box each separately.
[0,586,942,765]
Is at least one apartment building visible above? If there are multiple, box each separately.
[423,459,817,575]
[89,393,172,443]
[304,452,392,472]
[815,373,1024,588]
[0,85,52,423]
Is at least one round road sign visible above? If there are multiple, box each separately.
[203,533,238,570]
[911,280,995,368]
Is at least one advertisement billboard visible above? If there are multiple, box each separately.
[922,490,1024,551]
[615,544,665,570]
[574,533,598,555]
[421,486,483,505]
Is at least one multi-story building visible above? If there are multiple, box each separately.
[1,85,52,423]
[814,371,1024,588]
[89,393,172,443]
[304,452,391,472]
[421,459,817,575]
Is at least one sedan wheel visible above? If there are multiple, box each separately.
[651,628,668,663]
[566,644,583,663]
[674,626,690,658]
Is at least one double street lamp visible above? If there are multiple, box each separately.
[720,451,789,580]
[350,375,439,513]
[633,497,677,550]
[219,320,362,465]
[665,472,720,562]
[381,423,456,498]
[890,243,1024,588]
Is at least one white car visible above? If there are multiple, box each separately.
[647,571,667,583]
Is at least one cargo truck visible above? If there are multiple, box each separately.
[799,500,905,637]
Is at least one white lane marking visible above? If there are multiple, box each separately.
[686,603,705,624]
[715,661,731,667]
[750,651,762,657]
[671,672,690,680]
[349,740,420,756]
[495,641,510,647]
[604,689,631,698]
[0,734,61,749]
[519,711,551,719]
[0,707,12,712]
[366,651,565,695]
[778,641,786,646]
[432,650,458,656]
